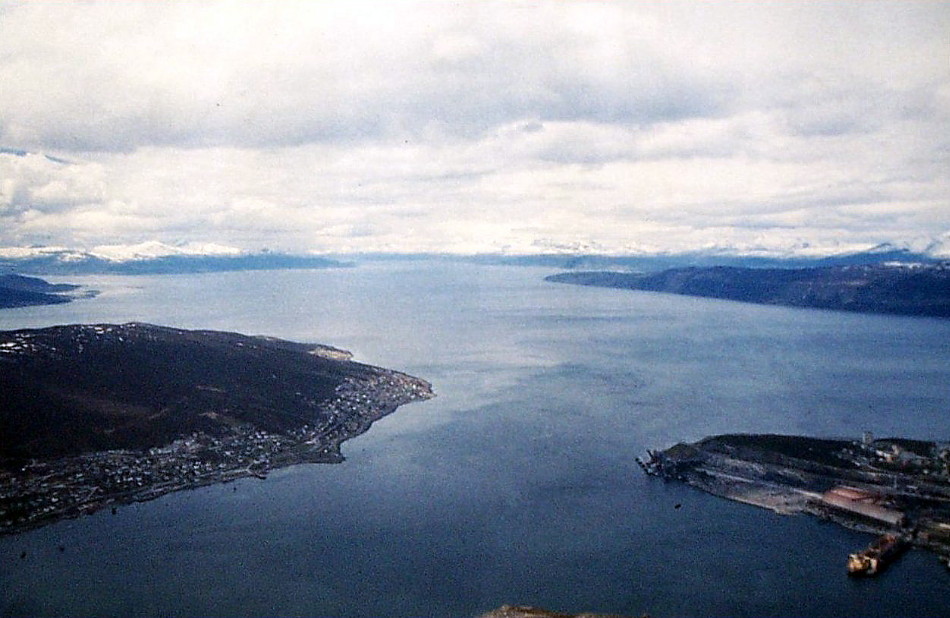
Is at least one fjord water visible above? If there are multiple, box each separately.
[2,261,949,617]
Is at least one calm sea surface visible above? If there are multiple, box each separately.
[2,261,949,617]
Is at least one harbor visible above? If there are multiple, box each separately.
[640,433,950,575]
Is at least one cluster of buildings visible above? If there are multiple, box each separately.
[642,431,950,573]
[0,369,432,536]
[855,433,950,475]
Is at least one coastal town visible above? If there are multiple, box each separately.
[0,330,433,536]
[640,433,950,575]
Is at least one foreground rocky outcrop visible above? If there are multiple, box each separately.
[479,605,638,618]
[0,323,433,534]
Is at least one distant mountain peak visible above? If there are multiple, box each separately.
[88,241,244,262]
[0,242,345,275]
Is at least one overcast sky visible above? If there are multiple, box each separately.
[1,1,948,256]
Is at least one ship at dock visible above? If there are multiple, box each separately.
[639,433,950,576]
[847,534,908,576]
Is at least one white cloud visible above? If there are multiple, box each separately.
[0,0,947,255]
[0,153,106,214]
[0,1,736,151]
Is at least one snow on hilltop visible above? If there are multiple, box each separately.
[860,234,950,260]
[0,241,344,275]
[0,241,244,263]
[88,241,244,262]
[0,246,78,260]
[525,234,950,261]
[0,233,948,266]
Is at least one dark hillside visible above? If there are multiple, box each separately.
[0,274,80,308]
[0,323,382,464]
[546,263,950,318]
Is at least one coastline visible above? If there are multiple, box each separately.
[0,324,434,536]
[640,434,950,569]
[1,371,433,536]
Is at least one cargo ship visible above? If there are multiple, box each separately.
[846,534,908,576]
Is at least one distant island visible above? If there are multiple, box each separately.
[0,274,95,309]
[546,263,950,318]
[0,323,433,534]
[641,434,950,574]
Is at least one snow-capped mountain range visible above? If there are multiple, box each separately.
[0,235,948,275]
[865,236,950,260]
[0,241,243,262]
[518,234,950,262]
[0,242,344,275]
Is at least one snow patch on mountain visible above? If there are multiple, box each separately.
[0,246,82,260]
[88,241,244,262]
[923,233,950,259]
[863,234,950,259]
[1,232,948,265]
[0,241,245,263]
